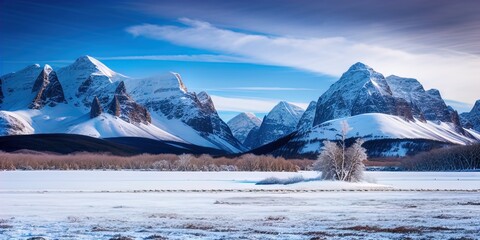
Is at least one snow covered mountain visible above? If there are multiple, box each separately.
[460,100,480,132]
[274,113,480,158]
[267,63,479,158]
[244,101,304,149]
[312,63,461,128]
[0,56,244,153]
[227,112,262,144]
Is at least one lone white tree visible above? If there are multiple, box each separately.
[313,121,367,182]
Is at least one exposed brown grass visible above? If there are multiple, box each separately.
[364,158,403,167]
[0,152,311,171]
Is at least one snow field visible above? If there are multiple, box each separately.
[1,171,480,239]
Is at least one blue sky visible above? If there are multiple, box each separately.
[1,0,479,120]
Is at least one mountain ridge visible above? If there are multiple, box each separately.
[0,56,244,153]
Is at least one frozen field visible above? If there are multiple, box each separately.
[1,171,479,239]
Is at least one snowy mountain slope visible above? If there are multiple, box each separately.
[0,56,243,153]
[244,101,304,149]
[460,100,480,132]
[0,111,34,135]
[276,113,479,158]
[0,64,42,110]
[65,114,182,141]
[227,112,262,144]
[125,74,245,152]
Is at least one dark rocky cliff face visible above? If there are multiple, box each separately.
[29,66,67,109]
[196,91,241,148]
[107,81,151,124]
[90,96,103,118]
[107,95,121,117]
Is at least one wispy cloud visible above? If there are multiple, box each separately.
[126,18,480,103]
[97,54,254,63]
[210,95,308,113]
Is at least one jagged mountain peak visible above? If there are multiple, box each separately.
[240,112,261,121]
[472,100,480,112]
[271,101,304,119]
[329,62,390,96]
[426,89,441,97]
[57,55,129,110]
[68,55,120,78]
[6,64,41,77]
[227,112,262,144]
[197,91,210,102]
[196,91,216,114]
[347,62,372,72]
[30,65,67,109]
[228,112,262,127]
[0,56,244,153]
[115,81,127,95]
[90,96,102,118]
[43,64,53,75]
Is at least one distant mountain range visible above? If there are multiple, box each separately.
[231,63,480,158]
[0,57,478,157]
[0,56,243,153]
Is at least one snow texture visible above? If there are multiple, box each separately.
[287,113,479,157]
[0,171,479,239]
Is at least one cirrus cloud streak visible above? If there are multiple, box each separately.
[127,18,480,103]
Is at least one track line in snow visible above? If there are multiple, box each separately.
[1,188,479,194]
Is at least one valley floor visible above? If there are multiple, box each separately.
[1,171,479,239]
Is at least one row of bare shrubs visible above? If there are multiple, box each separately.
[401,144,480,171]
[0,151,313,171]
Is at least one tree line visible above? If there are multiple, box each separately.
[0,151,312,171]
[401,144,480,171]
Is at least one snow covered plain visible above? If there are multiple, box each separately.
[1,171,479,239]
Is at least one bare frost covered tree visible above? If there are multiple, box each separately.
[177,154,193,171]
[313,121,367,182]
